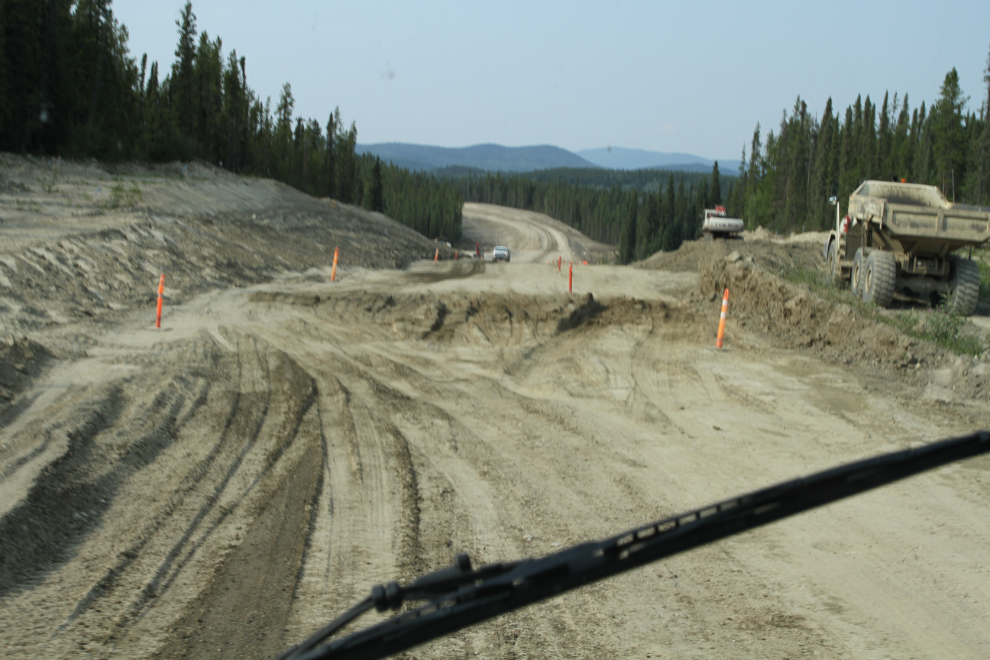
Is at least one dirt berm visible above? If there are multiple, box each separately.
[673,237,990,402]
[1,158,989,660]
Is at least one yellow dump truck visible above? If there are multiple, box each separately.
[823,181,990,315]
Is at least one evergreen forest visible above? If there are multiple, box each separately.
[728,64,990,239]
[0,0,462,240]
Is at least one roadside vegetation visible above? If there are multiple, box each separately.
[728,58,990,236]
[782,264,990,358]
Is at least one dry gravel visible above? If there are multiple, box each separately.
[1,159,989,660]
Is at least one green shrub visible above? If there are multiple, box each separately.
[105,180,142,208]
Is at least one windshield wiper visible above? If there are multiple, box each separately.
[275,430,990,660]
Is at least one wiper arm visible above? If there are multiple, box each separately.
[277,431,990,660]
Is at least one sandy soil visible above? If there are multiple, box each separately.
[1,156,989,660]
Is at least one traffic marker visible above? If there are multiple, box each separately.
[716,288,729,349]
[155,274,165,328]
[434,248,439,263]
[568,262,573,293]
[331,246,339,281]
[558,255,561,272]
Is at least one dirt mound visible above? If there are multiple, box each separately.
[638,235,824,274]
[697,249,990,401]
[0,154,454,341]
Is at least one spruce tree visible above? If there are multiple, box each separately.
[892,94,912,180]
[913,102,932,185]
[619,191,637,264]
[662,173,676,250]
[838,106,856,199]
[877,92,892,180]
[634,191,654,260]
[809,98,835,228]
[711,161,721,205]
[967,46,990,203]
[171,2,197,142]
[931,68,967,200]
[370,157,384,212]
[0,5,7,141]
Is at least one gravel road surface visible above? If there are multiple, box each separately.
[1,156,989,659]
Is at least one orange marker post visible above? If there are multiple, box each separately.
[434,248,439,263]
[568,262,573,293]
[155,274,165,328]
[455,250,458,260]
[331,247,339,281]
[558,255,561,272]
[716,288,729,349]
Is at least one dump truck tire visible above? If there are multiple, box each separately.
[863,250,896,308]
[826,240,841,285]
[851,248,865,297]
[948,256,980,316]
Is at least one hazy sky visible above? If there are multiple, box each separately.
[113,0,990,162]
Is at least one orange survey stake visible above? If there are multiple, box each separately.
[568,262,573,293]
[715,288,729,349]
[155,274,165,328]
[331,246,339,281]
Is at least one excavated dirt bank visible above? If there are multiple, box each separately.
[1,159,989,660]
[691,243,990,402]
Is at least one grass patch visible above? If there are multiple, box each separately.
[104,179,142,209]
[783,265,989,357]
[976,250,990,303]
[35,158,61,193]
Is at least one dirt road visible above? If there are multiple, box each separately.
[1,159,989,659]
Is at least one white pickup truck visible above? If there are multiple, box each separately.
[702,206,744,237]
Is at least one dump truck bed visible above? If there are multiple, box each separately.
[849,181,990,252]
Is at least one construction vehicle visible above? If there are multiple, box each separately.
[702,205,744,238]
[823,181,990,315]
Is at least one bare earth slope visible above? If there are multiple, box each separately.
[1,160,989,660]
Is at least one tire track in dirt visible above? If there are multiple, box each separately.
[153,406,323,660]
[56,339,271,632]
[137,340,317,602]
[0,386,125,598]
[0,330,321,658]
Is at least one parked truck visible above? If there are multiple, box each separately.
[702,206,744,238]
[823,180,990,315]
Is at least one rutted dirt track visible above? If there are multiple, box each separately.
[1,157,990,659]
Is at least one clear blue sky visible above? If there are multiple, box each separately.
[113,0,990,162]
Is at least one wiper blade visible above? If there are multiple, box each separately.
[277,431,990,660]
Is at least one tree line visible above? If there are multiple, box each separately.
[728,54,990,234]
[0,0,462,239]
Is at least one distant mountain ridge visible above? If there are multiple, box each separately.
[577,146,741,174]
[357,142,739,174]
[357,143,597,173]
